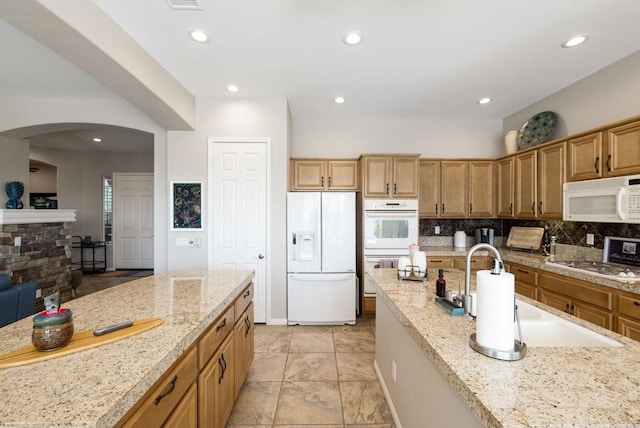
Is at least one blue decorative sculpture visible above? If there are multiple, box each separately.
[5,181,24,209]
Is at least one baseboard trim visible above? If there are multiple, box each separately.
[374,359,402,428]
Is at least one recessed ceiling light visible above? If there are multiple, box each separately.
[92,137,102,142]
[477,97,492,105]
[334,97,345,104]
[343,32,362,46]
[561,34,590,48]
[188,29,210,43]
[227,84,239,93]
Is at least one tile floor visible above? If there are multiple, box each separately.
[227,320,395,428]
[74,273,140,298]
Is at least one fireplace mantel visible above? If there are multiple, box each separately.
[0,209,76,224]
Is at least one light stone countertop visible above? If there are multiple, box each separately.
[369,267,640,428]
[421,245,640,294]
[0,269,254,428]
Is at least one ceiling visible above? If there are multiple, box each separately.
[3,0,640,152]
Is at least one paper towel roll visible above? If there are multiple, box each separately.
[476,270,515,351]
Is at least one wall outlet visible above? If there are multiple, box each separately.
[391,360,397,382]
[35,289,41,298]
[14,237,21,246]
[434,226,440,235]
[586,233,595,246]
[194,238,201,248]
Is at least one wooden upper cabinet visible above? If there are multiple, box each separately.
[468,160,496,217]
[290,159,358,191]
[419,160,440,217]
[514,150,537,218]
[537,142,565,219]
[440,160,468,217]
[567,132,603,182]
[362,155,419,198]
[607,120,640,177]
[497,157,514,218]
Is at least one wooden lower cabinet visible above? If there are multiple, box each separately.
[164,383,198,428]
[616,292,640,340]
[426,257,454,269]
[199,333,235,428]
[507,263,538,300]
[539,272,614,330]
[118,284,254,428]
[234,302,255,399]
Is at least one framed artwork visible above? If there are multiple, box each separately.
[171,181,203,230]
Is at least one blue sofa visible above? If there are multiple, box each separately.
[0,273,36,328]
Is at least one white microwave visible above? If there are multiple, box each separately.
[563,174,640,223]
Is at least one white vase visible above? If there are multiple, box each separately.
[504,130,519,155]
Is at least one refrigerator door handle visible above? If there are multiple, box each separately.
[258,254,265,259]
[289,274,354,282]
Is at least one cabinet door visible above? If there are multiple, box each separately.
[515,282,537,300]
[327,160,359,190]
[514,150,537,218]
[618,316,640,342]
[292,160,325,190]
[426,257,453,269]
[199,333,235,428]
[418,160,440,217]
[362,157,391,197]
[537,142,565,219]
[392,157,419,198]
[607,120,640,177]
[453,257,489,271]
[468,160,495,217]
[164,383,198,428]
[567,132,603,181]
[234,302,254,399]
[440,160,467,217]
[497,157,514,217]
[539,289,571,314]
[572,301,613,330]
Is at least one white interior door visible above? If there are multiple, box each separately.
[113,173,154,269]
[210,140,268,323]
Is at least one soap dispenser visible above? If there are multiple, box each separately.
[436,269,446,298]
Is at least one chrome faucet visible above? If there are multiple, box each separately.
[462,243,504,315]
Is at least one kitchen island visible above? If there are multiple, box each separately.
[0,269,254,427]
[369,267,640,428]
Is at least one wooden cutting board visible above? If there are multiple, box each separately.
[506,227,545,250]
[0,318,163,369]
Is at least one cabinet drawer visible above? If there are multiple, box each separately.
[426,257,453,269]
[123,347,198,428]
[453,257,489,271]
[199,306,235,368]
[515,282,537,300]
[618,294,640,319]
[539,272,613,310]
[511,265,538,286]
[235,283,254,322]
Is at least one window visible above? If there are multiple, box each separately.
[103,176,112,243]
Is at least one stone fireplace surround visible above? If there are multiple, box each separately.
[0,209,76,312]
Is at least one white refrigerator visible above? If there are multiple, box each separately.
[287,192,356,325]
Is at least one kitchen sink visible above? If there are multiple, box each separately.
[514,300,623,348]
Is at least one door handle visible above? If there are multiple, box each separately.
[258,254,265,259]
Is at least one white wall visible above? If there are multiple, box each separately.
[29,163,57,194]
[504,51,640,138]
[0,97,169,272]
[167,98,290,321]
[0,135,29,205]
[292,117,504,158]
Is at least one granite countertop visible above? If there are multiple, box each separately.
[368,267,640,428]
[0,269,254,428]
[421,245,640,294]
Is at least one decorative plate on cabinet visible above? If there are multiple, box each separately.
[517,111,558,150]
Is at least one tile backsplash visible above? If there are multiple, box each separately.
[419,218,640,250]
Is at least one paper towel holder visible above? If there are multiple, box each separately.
[469,304,527,361]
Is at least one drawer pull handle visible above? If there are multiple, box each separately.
[245,316,251,336]
[595,156,600,174]
[517,269,528,274]
[154,375,178,405]
[607,154,611,172]
[564,303,571,313]
[218,354,227,384]
[216,318,227,331]
[634,301,640,306]
[435,203,438,214]
[244,290,251,298]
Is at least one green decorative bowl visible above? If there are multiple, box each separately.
[32,309,74,351]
